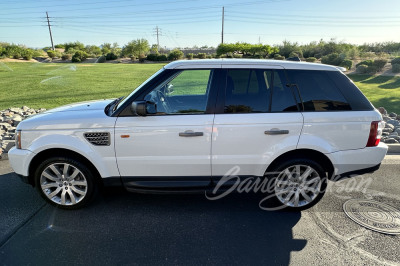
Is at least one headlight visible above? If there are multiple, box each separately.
[15,130,22,149]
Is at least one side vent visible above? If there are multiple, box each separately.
[84,132,110,146]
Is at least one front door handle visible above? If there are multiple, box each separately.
[264,129,289,135]
[179,130,204,137]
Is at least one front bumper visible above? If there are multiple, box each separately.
[8,147,35,177]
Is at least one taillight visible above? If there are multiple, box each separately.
[366,121,384,147]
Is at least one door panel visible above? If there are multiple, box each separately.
[211,68,303,178]
[115,115,213,177]
[114,69,217,186]
[212,113,303,177]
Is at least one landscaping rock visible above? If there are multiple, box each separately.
[378,107,387,115]
[384,138,398,144]
[389,112,397,118]
[0,106,46,156]
[387,119,400,127]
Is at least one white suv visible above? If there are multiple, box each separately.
[9,59,387,209]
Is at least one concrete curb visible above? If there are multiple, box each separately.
[0,153,8,161]
[387,144,400,154]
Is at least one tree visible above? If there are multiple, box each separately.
[85,45,102,56]
[64,41,85,53]
[150,44,159,54]
[122,39,150,57]
[101,43,111,55]
[168,49,183,61]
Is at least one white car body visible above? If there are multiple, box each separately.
[8,59,388,209]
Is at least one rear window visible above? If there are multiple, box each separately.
[286,70,351,111]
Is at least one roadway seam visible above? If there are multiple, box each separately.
[0,203,47,248]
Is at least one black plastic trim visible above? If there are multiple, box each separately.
[337,163,381,178]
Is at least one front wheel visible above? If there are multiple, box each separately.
[34,157,97,209]
[270,159,327,210]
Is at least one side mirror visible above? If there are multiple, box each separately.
[131,101,157,116]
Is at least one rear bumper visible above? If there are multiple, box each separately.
[326,142,388,175]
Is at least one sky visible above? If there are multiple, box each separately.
[1,0,400,49]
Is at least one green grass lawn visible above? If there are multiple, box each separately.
[0,62,164,109]
[348,74,400,114]
[0,62,399,114]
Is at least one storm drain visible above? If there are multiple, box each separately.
[343,199,400,235]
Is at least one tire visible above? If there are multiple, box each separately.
[268,158,327,210]
[34,156,97,209]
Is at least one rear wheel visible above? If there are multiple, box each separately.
[34,157,97,209]
[270,158,327,210]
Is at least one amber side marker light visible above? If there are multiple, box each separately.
[16,130,22,149]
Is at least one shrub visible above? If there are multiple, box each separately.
[22,49,34,60]
[339,59,353,70]
[186,53,194,60]
[138,54,146,63]
[367,66,378,74]
[168,49,183,61]
[274,54,285,60]
[356,64,368,74]
[321,53,342,66]
[391,57,400,65]
[47,50,56,59]
[106,52,118,60]
[97,55,106,63]
[356,60,373,67]
[197,53,206,59]
[372,59,388,71]
[305,57,317,62]
[146,54,158,61]
[130,56,136,61]
[61,54,72,60]
[207,54,212,59]
[233,54,243,58]
[157,54,167,61]
[392,64,400,73]
[71,50,88,62]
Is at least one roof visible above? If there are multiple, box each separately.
[164,59,340,71]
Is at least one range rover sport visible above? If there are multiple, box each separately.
[8,59,388,209]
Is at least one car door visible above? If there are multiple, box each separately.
[211,67,304,179]
[114,69,218,188]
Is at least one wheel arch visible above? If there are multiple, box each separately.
[265,149,335,178]
[28,148,103,187]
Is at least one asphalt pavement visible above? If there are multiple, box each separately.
[0,156,399,265]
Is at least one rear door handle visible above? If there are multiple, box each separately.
[179,130,204,137]
[264,129,289,135]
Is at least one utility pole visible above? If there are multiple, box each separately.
[153,26,161,52]
[221,6,224,44]
[46,12,55,51]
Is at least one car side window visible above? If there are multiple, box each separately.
[224,69,270,113]
[269,70,298,112]
[287,70,351,111]
[144,69,213,115]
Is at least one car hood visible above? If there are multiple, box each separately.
[42,99,113,113]
[17,99,117,131]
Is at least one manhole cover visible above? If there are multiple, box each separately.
[343,199,400,235]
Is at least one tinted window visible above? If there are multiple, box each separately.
[287,70,351,111]
[327,71,373,111]
[269,70,298,112]
[144,70,212,115]
[224,69,269,113]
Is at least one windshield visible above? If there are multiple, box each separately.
[115,67,165,110]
